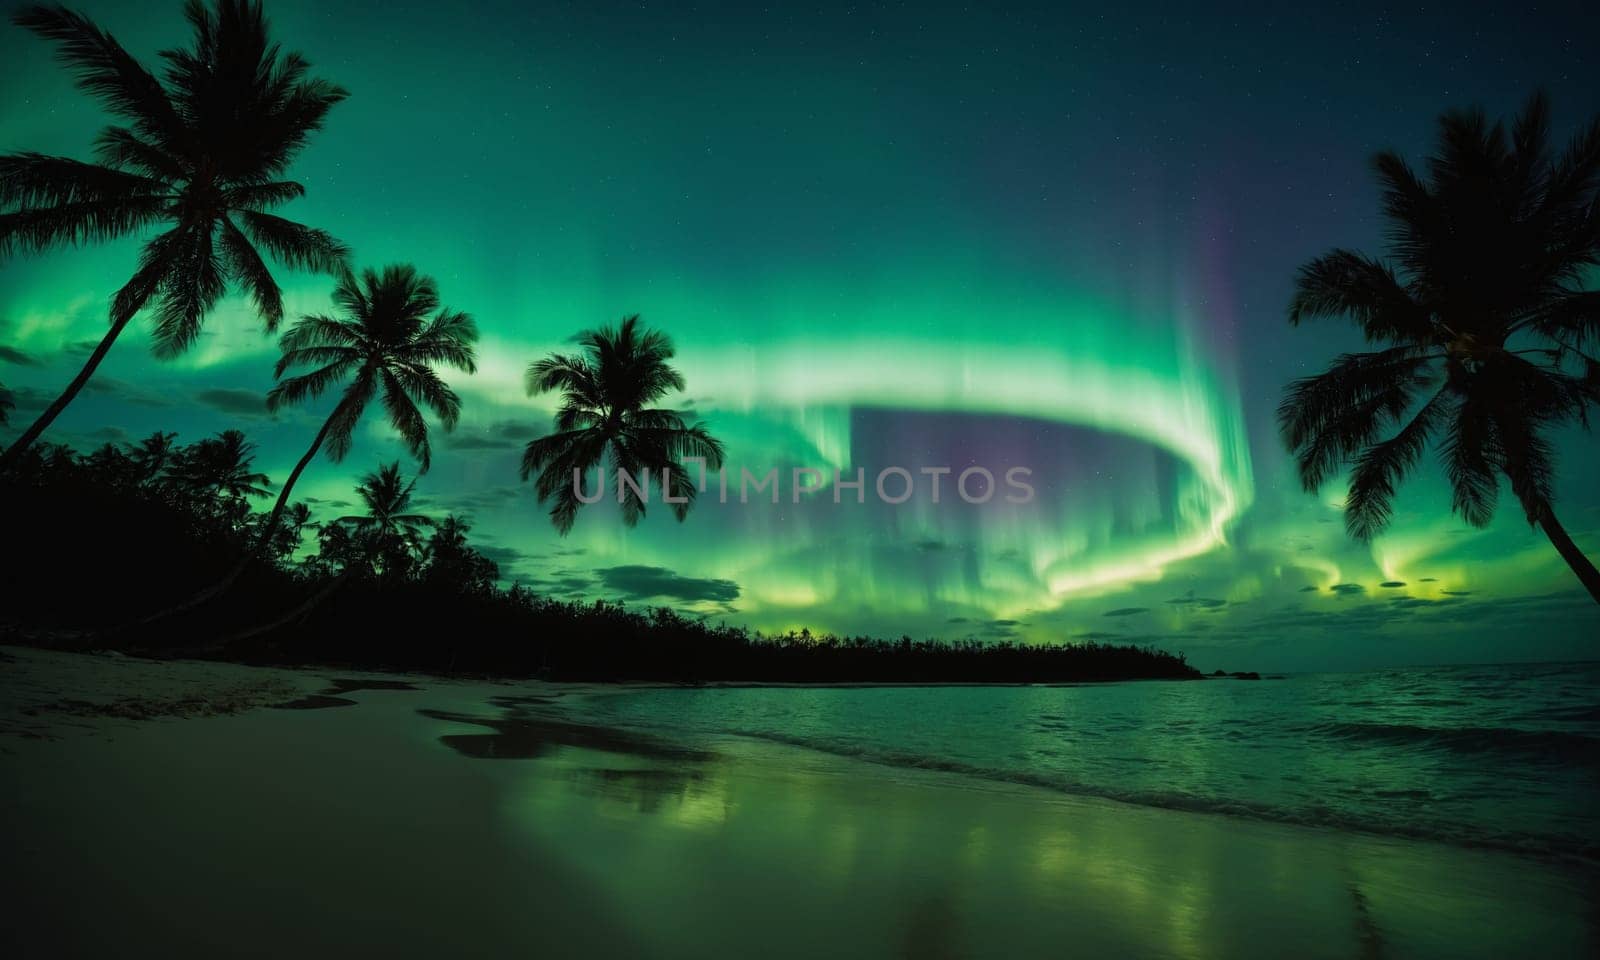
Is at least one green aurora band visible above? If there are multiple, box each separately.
[2,0,1597,669]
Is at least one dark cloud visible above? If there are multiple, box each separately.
[195,388,269,417]
[79,426,128,443]
[1380,580,1406,588]
[446,420,535,451]
[1166,595,1226,608]
[85,377,173,408]
[446,433,519,451]
[596,565,740,603]
[1297,586,1320,592]
[449,485,523,512]
[548,575,594,593]
[5,386,55,411]
[945,616,970,624]
[1103,607,1149,617]
[475,545,530,570]
[0,346,39,366]
[1419,577,1438,583]
[913,539,948,552]
[1330,583,1365,595]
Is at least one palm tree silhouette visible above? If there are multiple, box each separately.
[0,0,348,472]
[336,461,433,581]
[127,431,179,487]
[521,315,725,533]
[151,264,477,617]
[169,428,271,531]
[1281,93,1600,602]
[0,383,12,425]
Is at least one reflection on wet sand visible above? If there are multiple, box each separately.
[422,696,1597,959]
[2,668,1592,959]
[421,702,714,762]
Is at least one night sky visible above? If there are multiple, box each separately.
[3,1,1598,669]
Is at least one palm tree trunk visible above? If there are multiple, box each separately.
[133,406,340,625]
[203,568,354,653]
[0,315,132,473]
[1537,507,1600,604]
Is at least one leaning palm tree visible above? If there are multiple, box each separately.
[146,264,477,618]
[521,314,725,533]
[1281,92,1600,602]
[0,0,348,472]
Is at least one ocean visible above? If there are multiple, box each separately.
[566,661,1600,861]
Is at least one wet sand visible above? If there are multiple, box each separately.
[1,646,1594,958]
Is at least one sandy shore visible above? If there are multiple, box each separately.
[1,646,1594,958]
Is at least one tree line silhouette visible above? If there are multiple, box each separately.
[0,434,1199,682]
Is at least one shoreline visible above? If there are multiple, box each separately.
[2,644,1593,867]
[3,646,1596,957]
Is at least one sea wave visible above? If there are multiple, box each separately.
[1303,721,1600,765]
[706,727,1600,865]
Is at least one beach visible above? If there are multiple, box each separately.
[1,645,1595,959]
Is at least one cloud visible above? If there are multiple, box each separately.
[1166,595,1226,608]
[194,388,269,417]
[5,386,56,412]
[1297,585,1320,592]
[0,346,39,366]
[85,377,173,408]
[1379,580,1406,588]
[596,565,741,603]
[446,435,519,451]
[475,545,530,570]
[1103,607,1149,617]
[1330,583,1365,595]
[449,485,524,512]
[446,420,536,451]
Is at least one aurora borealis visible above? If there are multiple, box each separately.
[3,1,1598,669]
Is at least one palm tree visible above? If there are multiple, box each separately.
[150,264,477,616]
[0,0,348,473]
[1281,92,1600,602]
[422,514,500,593]
[126,430,179,486]
[521,315,725,533]
[336,461,433,581]
[169,428,271,531]
[219,464,427,647]
[0,383,12,425]
[175,429,271,501]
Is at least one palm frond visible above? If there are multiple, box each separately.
[149,223,225,358]
[380,368,433,471]
[217,214,283,328]
[1289,249,1435,342]
[13,4,181,145]
[0,197,168,258]
[234,209,348,274]
[0,152,170,207]
[1343,389,1449,540]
